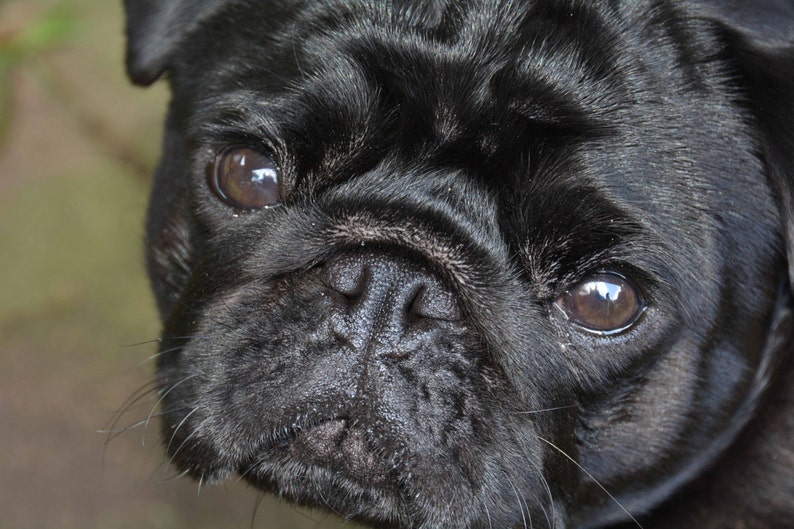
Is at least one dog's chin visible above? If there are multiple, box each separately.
[239,425,547,529]
[241,420,406,517]
[181,417,489,528]
[239,413,403,491]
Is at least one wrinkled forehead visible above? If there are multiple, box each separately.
[173,0,636,121]
[173,1,660,199]
[173,1,777,224]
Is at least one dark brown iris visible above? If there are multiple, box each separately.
[556,273,645,335]
[209,147,280,209]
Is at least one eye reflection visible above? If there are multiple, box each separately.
[555,272,645,335]
[209,147,281,210]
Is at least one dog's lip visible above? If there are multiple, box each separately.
[242,416,402,490]
[291,419,394,485]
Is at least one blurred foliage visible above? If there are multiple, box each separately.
[0,3,76,144]
[0,3,75,60]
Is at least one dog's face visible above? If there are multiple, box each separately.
[125,1,794,528]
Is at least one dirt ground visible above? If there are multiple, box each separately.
[0,1,358,528]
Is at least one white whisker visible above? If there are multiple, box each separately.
[538,436,643,529]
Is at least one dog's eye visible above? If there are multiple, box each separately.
[555,273,645,335]
[209,147,280,209]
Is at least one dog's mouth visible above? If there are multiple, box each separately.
[287,418,395,487]
[239,415,404,496]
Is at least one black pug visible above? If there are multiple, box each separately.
[123,1,794,528]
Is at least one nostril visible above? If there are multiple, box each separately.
[405,283,462,322]
[322,252,462,324]
[322,254,368,300]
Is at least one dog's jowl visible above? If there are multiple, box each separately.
[124,1,794,528]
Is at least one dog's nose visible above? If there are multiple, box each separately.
[322,252,462,323]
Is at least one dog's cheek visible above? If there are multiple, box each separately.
[145,113,199,318]
[154,341,240,482]
[155,278,335,449]
[146,209,193,314]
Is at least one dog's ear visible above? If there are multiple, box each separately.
[123,0,229,86]
[697,1,794,285]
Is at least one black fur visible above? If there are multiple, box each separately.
[124,1,794,527]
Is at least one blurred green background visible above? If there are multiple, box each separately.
[0,1,357,528]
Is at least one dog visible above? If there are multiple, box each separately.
[123,1,794,527]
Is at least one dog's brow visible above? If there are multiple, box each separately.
[186,91,286,142]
